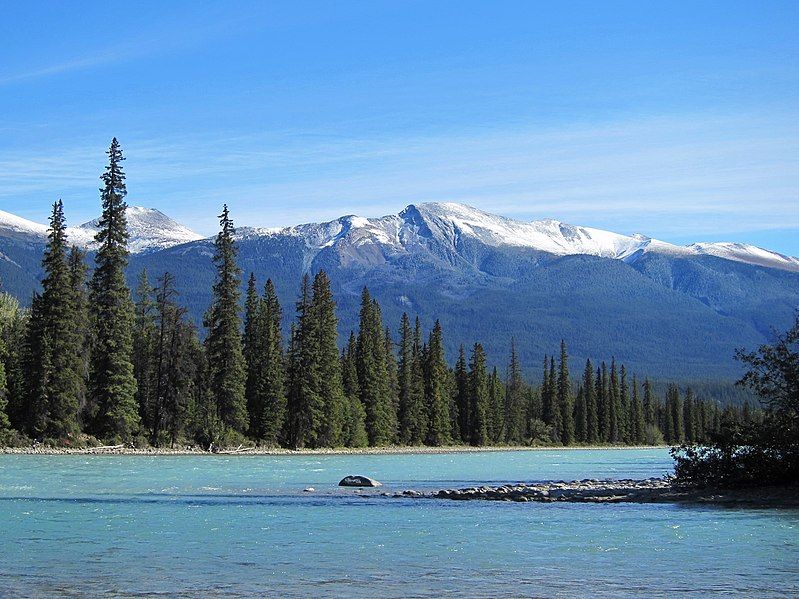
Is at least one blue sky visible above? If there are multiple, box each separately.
[1,1,797,253]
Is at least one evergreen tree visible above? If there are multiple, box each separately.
[204,204,248,436]
[598,363,610,442]
[631,375,645,445]
[356,288,394,445]
[424,320,450,446]
[398,314,426,445]
[24,201,86,440]
[258,280,286,446]
[312,271,347,447]
[488,367,505,444]
[454,345,469,443]
[88,139,139,440]
[683,387,696,443]
[574,386,587,443]
[557,340,574,445]
[643,378,656,428]
[132,269,157,434]
[504,339,526,443]
[68,246,90,426]
[468,343,490,445]
[286,275,321,448]
[619,365,630,443]
[608,359,620,443]
[243,273,262,438]
[547,357,561,442]
[150,273,198,446]
[583,360,599,444]
[341,332,368,447]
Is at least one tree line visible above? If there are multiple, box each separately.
[0,140,754,448]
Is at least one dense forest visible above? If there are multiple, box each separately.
[0,141,755,449]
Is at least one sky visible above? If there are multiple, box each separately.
[0,1,797,254]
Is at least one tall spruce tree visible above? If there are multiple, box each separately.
[133,269,157,434]
[557,340,574,445]
[68,246,90,425]
[341,332,368,447]
[504,339,526,443]
[312,271,347,447]
[89,140,139,440]
[631,375,645,445]
[468,343,490,445]
[258,280,286,446]
[356,288,394,445]
[424,320,451,446]
[609,359,620,443]
[398,314,425,445]
[583,359,599,444]
[26,201,84,439]
[286,275,321,448]
[619,365,630,443]
[574,386,587,443]
[454,345,469,443]
[488,366,505,444]
[243,273,262,438]
[204,204,248,436]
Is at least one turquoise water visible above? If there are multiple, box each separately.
[1,449,797,598]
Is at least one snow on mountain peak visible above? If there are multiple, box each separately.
[0,206,201,253]
[75,206,203,253]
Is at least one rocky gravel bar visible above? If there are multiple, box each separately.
[394,478,799,507]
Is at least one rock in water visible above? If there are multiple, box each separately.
[339,475,382,487]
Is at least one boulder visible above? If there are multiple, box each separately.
[339,475,382,488]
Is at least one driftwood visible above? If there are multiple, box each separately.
[89,444,126,451]
[217,444,257,454]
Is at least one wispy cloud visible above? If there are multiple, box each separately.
[1,111,797,252]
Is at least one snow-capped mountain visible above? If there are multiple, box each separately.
[0,206,202,254]
[2,201,797,379]
[239,202,799,273]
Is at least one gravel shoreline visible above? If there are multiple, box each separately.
[0,444,664,456]
[396,478,799,507]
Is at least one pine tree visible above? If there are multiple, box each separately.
[89,140,139,441]
[312,271,346,447]
[574,386,587,443]
[557,340,574,445]
[454,345,469,443]
[631,375,645,445]
[204,204,248,436]
[643,378,656,429]
[150,272,198,446]
[504,339,526,444]
[583,360,599,444]
[468,343,490,445]
[286,275,321,448]
[609,359,620,443]
[132,269,157,435]
[398,314,426,445]
[68,246,90,426]
[356,288,394,445]
[488,367,505,444]
[424,320,450,446]
[619,365,630,443]
[683,387,696,443]
[243,273,263,438]
[547,357,561,442]
[598,363,610,442]
[258,279,286,446]
[23,201,87,440]
[341,332,368,447]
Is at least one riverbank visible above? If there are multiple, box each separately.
[0,444,665,456]
[402,478,799,508]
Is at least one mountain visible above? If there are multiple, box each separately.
[0,206,202,254]
[2,202,797,380]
